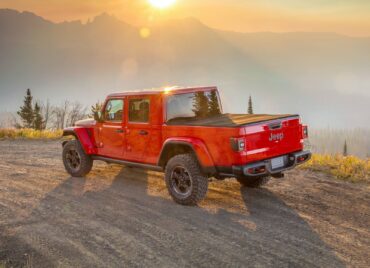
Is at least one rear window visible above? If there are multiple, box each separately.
[129,98,150,123]
[166,91,221,122]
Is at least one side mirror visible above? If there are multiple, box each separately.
[94,111,103,122]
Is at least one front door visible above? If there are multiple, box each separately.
[98,98,125,159]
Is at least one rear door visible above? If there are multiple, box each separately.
[124,96,152,162]
[98,98,125,159]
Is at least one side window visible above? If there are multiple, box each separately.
[129,99,150,123]
[104,99,124,122]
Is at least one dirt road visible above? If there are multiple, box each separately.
[0,140,369,267]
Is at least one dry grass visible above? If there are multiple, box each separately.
[301,154,370,183]
[0,128,62,140]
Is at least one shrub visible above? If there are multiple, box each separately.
[0,128,63,139]
[301,154,370,183]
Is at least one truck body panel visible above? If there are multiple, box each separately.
[63,86,310,178]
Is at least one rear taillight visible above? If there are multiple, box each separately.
[230,137,245,152]
[302,125,308,139]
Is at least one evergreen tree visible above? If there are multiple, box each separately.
[17,89,34,128]
[91,102,103,120]
[208,91,221,116]
[192,92,209,118]
[248,95,253,114]
[33,102,44,130]
[343,140,348,156]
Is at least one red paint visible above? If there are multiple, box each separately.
[162,137,216,168]
[64,127,98,155]
[64,86,308,173]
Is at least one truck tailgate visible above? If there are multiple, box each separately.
[243,116,303,163]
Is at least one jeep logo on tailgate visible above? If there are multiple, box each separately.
[269,132,284,142]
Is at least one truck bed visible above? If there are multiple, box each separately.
[166,114,299,127]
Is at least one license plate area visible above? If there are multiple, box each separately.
[271,156,285,170]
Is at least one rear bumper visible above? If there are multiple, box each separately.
[232,150,311,177]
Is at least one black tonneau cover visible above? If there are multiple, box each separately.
[166,113,299,127]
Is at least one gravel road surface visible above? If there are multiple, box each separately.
[0,140,369,267]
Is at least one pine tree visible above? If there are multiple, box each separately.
[192,92,209,118]
[33,102,44,130]
[248,95,253,114]
[17,89,34,128]
[91,102,103,119]
[343,140,348,156]
[208,91,221,116]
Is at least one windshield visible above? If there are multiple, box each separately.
[166,90,222,122]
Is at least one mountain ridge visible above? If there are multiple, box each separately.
[2,8,369,39]
[0,9,369,128]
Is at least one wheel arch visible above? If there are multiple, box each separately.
[158,138,217,176]
[62,127,97,155]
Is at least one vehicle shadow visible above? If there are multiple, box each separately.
[0,166,344,267]
[238,186,344,267]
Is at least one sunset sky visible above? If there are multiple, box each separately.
[0,0,369,36]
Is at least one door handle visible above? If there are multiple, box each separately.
[115,129,124,133]
[139,130,148,135]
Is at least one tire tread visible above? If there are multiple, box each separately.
[62,140,93,177]
[236,176,270,188]
[165,154,208,206]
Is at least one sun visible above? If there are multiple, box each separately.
[149,0,176,9]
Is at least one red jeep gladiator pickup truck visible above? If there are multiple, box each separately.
[62,86,311,205]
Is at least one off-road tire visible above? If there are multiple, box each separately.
[63,140,93,177]
[236,176,270,188]
[165,154,208,206]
